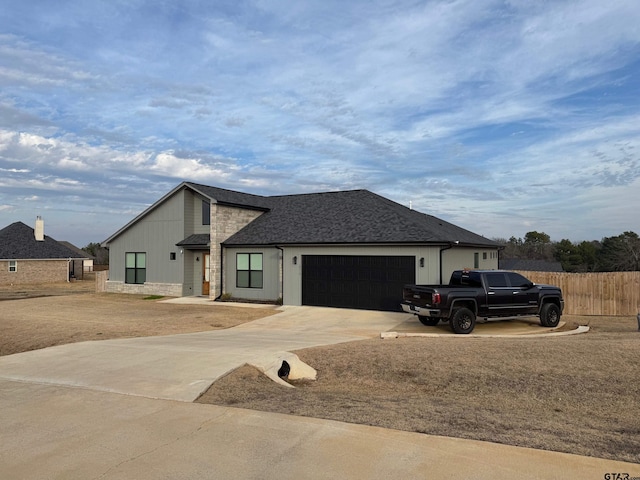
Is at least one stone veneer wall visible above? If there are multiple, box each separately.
[210,204,264,298]
[0,259,68,285]
[105,280,182,297]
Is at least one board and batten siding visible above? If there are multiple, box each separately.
[107,189,187,293]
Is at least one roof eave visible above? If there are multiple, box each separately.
[222,240,501,248]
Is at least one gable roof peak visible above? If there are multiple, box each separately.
[184,181,271,209]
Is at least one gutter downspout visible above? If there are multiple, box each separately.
[275,246,284,303]
[216,244,223,301]
[439,244,454,284]
[497,245,505,268]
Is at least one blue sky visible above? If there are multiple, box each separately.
[1,0,639,247]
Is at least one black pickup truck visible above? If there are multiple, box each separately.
[401,270,564,334]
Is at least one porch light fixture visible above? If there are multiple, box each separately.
[196,256,200,262]
[420,257,425,268]
[293,256,297,265]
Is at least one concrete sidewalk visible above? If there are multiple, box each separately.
[1,380,637,480]
[0,304,634,479]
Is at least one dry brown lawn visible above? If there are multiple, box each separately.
[1,281,638,464]
[0,281,277,356]
[197,315,640,465]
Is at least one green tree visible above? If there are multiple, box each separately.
[577,241,599,272]
[523,231,553,260]
[83,242,109,265]
[554,239,581,272]
[505,236,524,258]
[553,239,599,272]
[597,232,640,271]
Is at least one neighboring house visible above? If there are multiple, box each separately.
[102,182,500,311]
[59,241,95,279]
[499,258,564,272]
[0,218,87,285]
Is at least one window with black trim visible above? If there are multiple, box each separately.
[202,200,211,225]
[8,260,17,272]
[236,253,263,288]
[125,252,146,284]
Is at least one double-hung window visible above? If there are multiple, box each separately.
[8,260,17,272]
[125,252,146,284]
[236,253,263,288]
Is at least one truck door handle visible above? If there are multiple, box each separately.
[488,292,495,295]
[513,291,519,294]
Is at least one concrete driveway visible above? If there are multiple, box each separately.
[0,301,577,402]
[0,304,408,401]
[0,302,634,479]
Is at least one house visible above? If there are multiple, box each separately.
[102,182,500,311]
[0,218,87,285]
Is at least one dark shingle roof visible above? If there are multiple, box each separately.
[0,222,86,260]
[186,182,271,210]
[103,181,500,248]
[176,234,210,248]
[223,189,498,247]
[58,241,92,259]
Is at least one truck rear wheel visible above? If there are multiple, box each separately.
[450,307,476,334]
[418,316,441,326]
[540,303,561,327]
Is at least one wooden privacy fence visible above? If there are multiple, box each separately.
[516,271,640,316]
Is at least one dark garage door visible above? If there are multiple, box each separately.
[301,255,415,311]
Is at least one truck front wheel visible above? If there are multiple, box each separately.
[540,303,561,327]
[418,315,441,326]
[450,307,476,334]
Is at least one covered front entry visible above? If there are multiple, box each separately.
[301,255,415,311]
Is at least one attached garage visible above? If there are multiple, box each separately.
[301,255,415,311]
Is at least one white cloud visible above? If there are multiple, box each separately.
[1,0,639,245]
[150,152,239,181]
[0,34,94,88]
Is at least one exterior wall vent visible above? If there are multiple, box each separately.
[35,216,44,241]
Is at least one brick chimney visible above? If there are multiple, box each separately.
[35,216,44,241]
